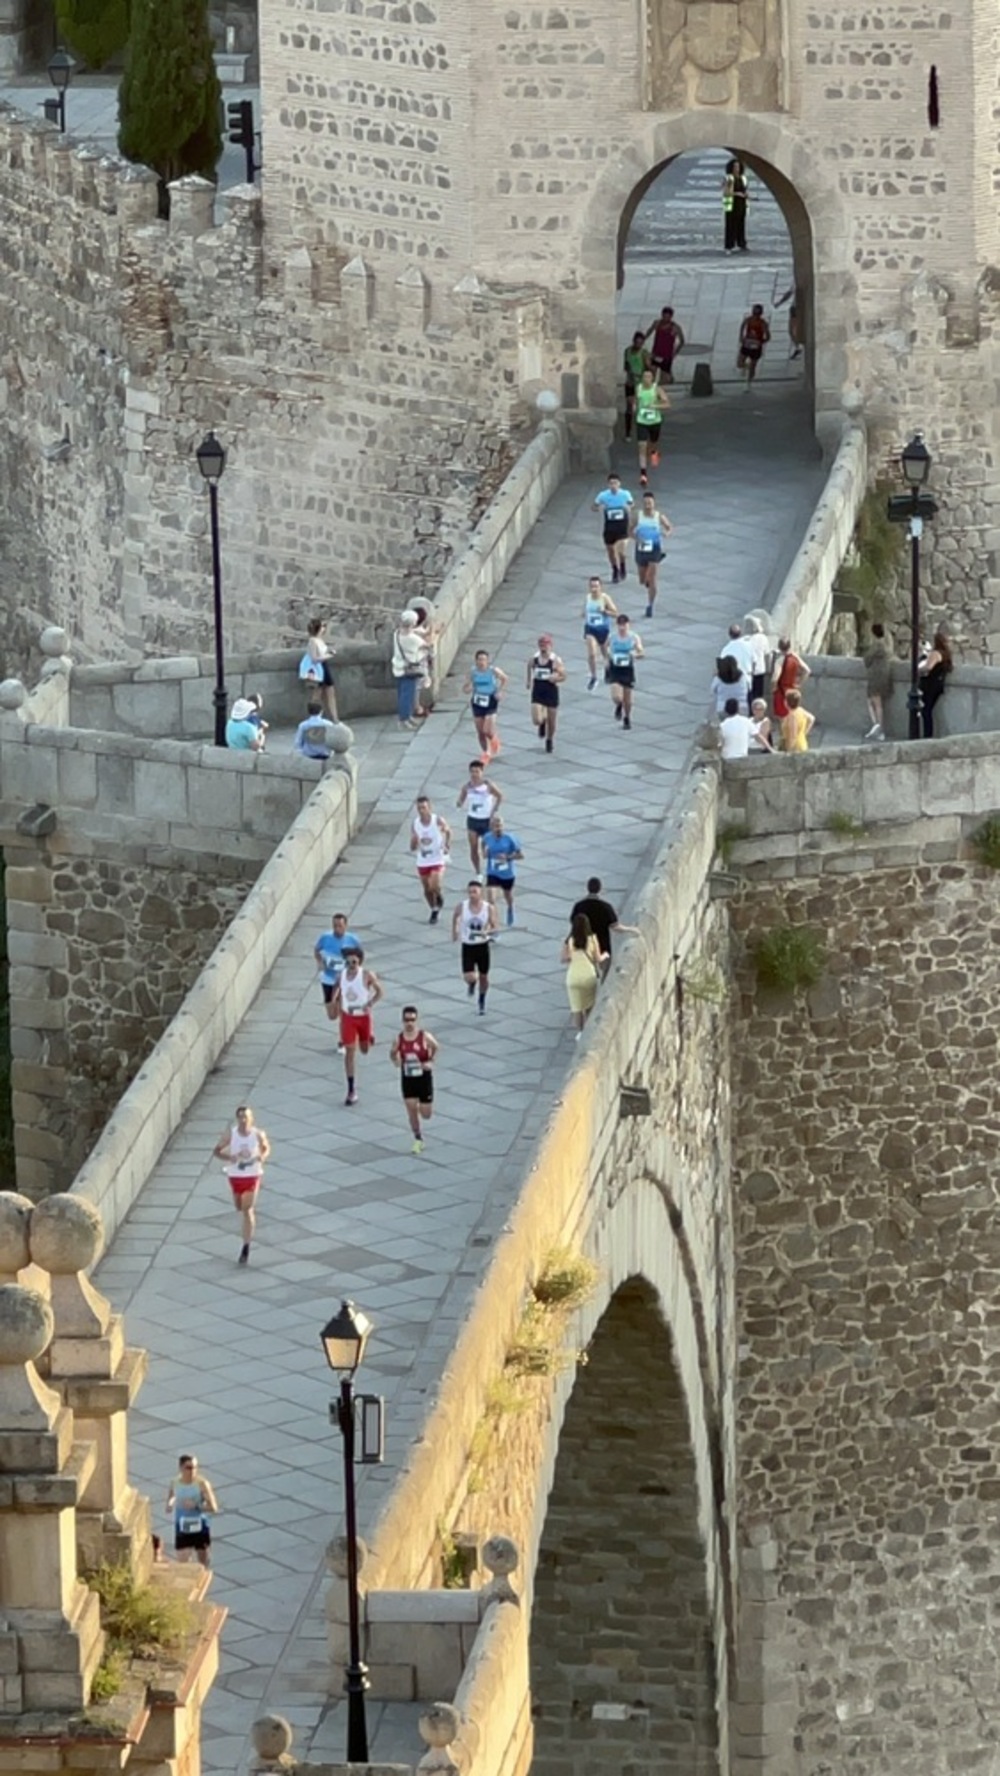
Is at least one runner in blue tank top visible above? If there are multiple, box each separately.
[630,491,673,621]
[581,575,618,691]
[462,648,509,763]
[606,613,644,731]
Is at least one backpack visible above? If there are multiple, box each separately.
[716,654,741,685]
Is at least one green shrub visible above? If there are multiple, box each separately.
[752,925,827,992]
[826,810,867,839]
[836,483,904,620]
[118,0,222,194]
[56,0,129,69]
[86,1564,194,1660]
[970,816,1000,871]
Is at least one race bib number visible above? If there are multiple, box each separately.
[403,1056,424,1077]
[178,1513,203,1535]
[472,694,491,709]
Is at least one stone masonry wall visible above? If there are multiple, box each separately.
[531,1281,719,1776]
[6,837,253,1197]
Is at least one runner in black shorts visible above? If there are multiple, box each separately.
[390,1006,439,1154]
[452,877,499,1014]
[592,473,635,583]
[526,634,566,754]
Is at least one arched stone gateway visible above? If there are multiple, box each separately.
[530,1279,722,1776]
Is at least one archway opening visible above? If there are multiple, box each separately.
[615,146,814,417]
[530,1279,720,1776]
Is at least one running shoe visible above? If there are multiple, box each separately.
[412,1138,423,1155]
[623,716,632,730]
[238,1243,250,1266]
[588,675,597,691]
[644,603,653,619]
[489,736,501,756]
[619,563,627,577]
[480,752,491,766]
[640,470,649,487]
[545,738,553,753]
[345,1089,358,1106]
[614,703,623,721]
[478,1003,486,1016]
[429,907,440,924]
[506,905,515,927]
[538,722,546,738]
[467,981,476,998]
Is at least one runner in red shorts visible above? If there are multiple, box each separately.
[213,1104,271,1265]
[330,948,384,1105]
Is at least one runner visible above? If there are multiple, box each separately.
[591,472,634,584]
[645,305,686,384]
[314,911,361,1023]
[330,948,384,1106]
[738,304,771,385]
[456,759,503,871]
[462,649,508,763]
[633,367,670,487]
[213,1104,271,1266]
[410,795,451,923]
[481,812,523,927]
[607,613,644,731]
[582,575,618,690]
[527,634,566,754]
[389,1006,439,1153]
[166,1455,219,1568]
[631,491,673,619]
[622,330,650,440]
[451,877,499,1014]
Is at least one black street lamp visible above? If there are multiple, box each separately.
[195,431,228,746]
[886,431,937,740]
[321,1301,385,1766]
[47,48,72,133]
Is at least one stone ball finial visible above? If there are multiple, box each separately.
[535,390,560,415]
[30,1197,104,1275]
[0,679,25,711]
[0,1194,34,1274]
[0,1285,54,1366]
[326,1534,368,1581]
[39,626,70,658]
[251,1714,294,1764]
[326,720,354,755]
[419,1703,460,1750]
[482,1535,519,1578]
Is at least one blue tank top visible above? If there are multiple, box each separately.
[634,514,661,548]
[470,668,497,705]
[585,595,610,627]
[609,632,637,667]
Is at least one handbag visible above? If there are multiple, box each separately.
[299,652,322,682]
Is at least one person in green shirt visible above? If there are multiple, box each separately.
[622,331,650,439]
[633,368,670,487]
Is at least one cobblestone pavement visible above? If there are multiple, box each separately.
[94,381,826,1769]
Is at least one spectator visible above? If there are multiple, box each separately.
[781,687,815,753]
[863,622,893,740]
[719,622,754,682]
[226,697,264,751]
[743,616,771,705]
[918,629,953,737]
[569,877,638,978]
[247,692,269,751]
[294,700,339,760]
[711,653,749,715]
[719,697,753,759]
[561,913,605,1038]
[392,610,430,729]
[301,618,338,721]
[749,698,774,753]
[772,636,810,720]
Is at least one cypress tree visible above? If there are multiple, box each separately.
[56,0,129,71]
[118,0,221,195]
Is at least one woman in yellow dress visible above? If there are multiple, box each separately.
[780,688,815,753]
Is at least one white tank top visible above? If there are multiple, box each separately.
[228,1126,263,1175]
[460,899,490,944]
[465,783,495,821]
[413,815,448,869]
[340,969,370,1012]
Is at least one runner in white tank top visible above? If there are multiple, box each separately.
[331,948,384,1106]
[409,795,452,924]
[213,1105,271,1266]
[456,760,503,871]
[451,879,499,1015]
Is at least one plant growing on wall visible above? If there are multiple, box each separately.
[56,0,129,70]
[835,483,904,622]
[752,924,827,993]
[118,0,221,203]
[969,816,1000,871]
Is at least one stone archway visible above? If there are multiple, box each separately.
[573,112,855,448]
[530,1278,721,1775]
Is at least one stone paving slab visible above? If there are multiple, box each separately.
[94,380,825,1771]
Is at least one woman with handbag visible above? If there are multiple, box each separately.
[300,617,338,721]
[392,610,430,729]
[561,913,606,1039]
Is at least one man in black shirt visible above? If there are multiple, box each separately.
[569,877,638,976]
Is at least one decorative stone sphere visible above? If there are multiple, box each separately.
[0,679,25,711]
[419,1704,460,1750]
[326,721,354,755]
[535,389,560,415]
[251,1714,294,1762]
[39,626,70,658]
[0,1285,54,1367]
[30,1196,104,1275]
[0,1194,34,1273]
[326,1534,368,1581]
[482,1534,519,1578]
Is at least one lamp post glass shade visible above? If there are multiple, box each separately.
[321,1301,373,1375]
[196,431,227,483]
[901,433,931,488]
[48,48,72,89]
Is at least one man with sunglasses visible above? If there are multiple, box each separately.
[389,1006,440,1153]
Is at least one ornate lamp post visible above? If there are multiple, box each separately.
[887,431,937,740]
[47,48,72,132]
[321,1301,384,1765]
[195,431,228,746]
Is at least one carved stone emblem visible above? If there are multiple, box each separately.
[645,0,782,112]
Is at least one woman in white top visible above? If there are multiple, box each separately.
[304,618,338,722]
[749,698,774,753]
[392,611,430,729]
[744,616,771,706]
[213,1105,271,1266]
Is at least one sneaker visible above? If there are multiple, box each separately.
[345,1089,358,1106]
[614,703,623,722]
[478,1003,486,1016]
[623,716,632,730]
[588,674,597,691]
[337,1042,345,1054]
[644,603,653,619]
[480,752,491,766]
[618,562,627,578]
[467,981,476,998]
[639,470,649,487]
[412,1138,423,1155]
[545,738,553,753]
[238,1243,250,1266]
[506,905,515,927]
[538,721,546,738]
[429,907,440,924]
[489,736,501,756]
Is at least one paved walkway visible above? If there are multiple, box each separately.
[94,380,825,1769]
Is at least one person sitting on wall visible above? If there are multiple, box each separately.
[226,697,265,751]
[294,699,338,760]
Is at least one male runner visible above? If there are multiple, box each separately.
[607,613,644,731]
[481,813,523,927]
[213,1104,271,1266]
[456,759,503,871]
[582,576,618,690]
[390,1006,439,1153]
[630,491,673,620]
[591,472,634,585]
[314,911,361,1022]
[633,367,670,486]
[462,649,509,762]
[330,948,384,1105]
[410,795,451,923]
[622,330,650,438]
[738,304,771,385]
[644,305,685,383]
[451,877,499,1014]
